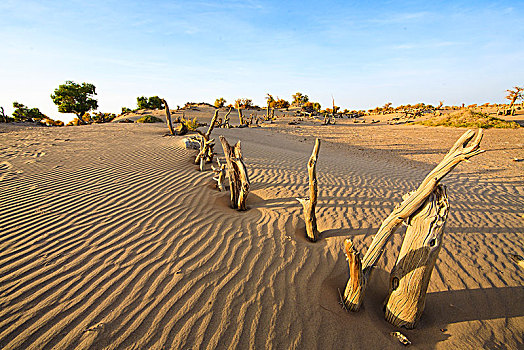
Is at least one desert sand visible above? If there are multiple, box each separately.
[0,106,523,349]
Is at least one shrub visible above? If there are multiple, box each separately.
[181,117,199,131]
[12,102,47,122]
[92,112,117,123]
[416,110,520,129]
[40,118,64,126]
[136,115,163,123]
[121,107,133,114]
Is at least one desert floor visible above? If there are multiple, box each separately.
[1,108,523,349]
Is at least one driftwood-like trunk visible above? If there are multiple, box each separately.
[296,138,321,241]
[162,99,176,135]
[238,108,244,126]
[384,185,449,328]
[343,129,484,311]
[219,136,250,210]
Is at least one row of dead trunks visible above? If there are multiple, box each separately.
[178,107,250,211]
[298,130,484,329]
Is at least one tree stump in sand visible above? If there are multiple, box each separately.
[343,129,484,312]
[195,109,219,171]
[219,136,250,210]
[296,138,321,242]
[238,107,245,126]
[384,185,449,328]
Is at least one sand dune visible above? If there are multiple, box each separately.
[0,116,523,349]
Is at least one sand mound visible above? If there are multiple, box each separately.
[0,120,522,349]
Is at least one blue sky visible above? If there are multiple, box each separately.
[1,0,523,121]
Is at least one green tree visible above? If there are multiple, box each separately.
[136,96,164,110]
[137,96,149,109]
[51,81,98,125]
[12,102,47,122]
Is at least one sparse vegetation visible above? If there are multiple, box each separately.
[292,92,309,106]
[266,94,290,109]
[137,96,164,110]
[235,98,253,109]
[51,81,98,124]
[215,98,226,108]
[121,107,133,114]
[91,112,117,123]
[417,110,520,128]
[11,102,47,122]
[181,117,200,131]
[136,115,163,123]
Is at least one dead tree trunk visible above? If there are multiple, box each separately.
[384,185,449,328]
[219,136,250,210]
[296,138,321,242]
[238,108,245,126]
[223,107,232,128]
[195,109,219,171]
[162,99,176,135]
[343,129,484,311]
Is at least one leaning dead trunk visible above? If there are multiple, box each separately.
[195,110,219,171]
[296,138,321,241]
[162,99,176,135]
[219,136,250,210]
[384,185,449,328]
[343,129,484,311]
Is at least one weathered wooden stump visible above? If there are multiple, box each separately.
[219,136,250,210]
[384,185,449,328]
[296,138,321,242]
[343,129,484,312]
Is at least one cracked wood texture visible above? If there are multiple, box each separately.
[384,185,449,328]
[296,138,321,242]
[219,136,250,210]
[343,129,484,311]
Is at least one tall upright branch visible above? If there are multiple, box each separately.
[162,99,175,135]
[296,138,321,241]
